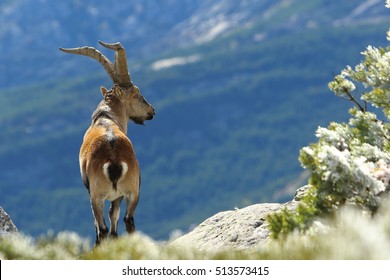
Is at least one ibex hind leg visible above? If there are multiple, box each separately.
[109,196,123,238]
[91,198,108,245]
[124,193,139,233]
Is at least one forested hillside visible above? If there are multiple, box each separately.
[0,0,389,241]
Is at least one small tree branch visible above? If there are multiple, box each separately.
[342,88,366,112]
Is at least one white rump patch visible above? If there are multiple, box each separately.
[121,162,128,176]
[103,162,110,180]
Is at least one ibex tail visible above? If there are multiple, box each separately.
[103,162,128,190]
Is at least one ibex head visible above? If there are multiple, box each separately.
[100,84,154,125]
[60,41,155,125]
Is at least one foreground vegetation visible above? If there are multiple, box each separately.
[1,196,390,259]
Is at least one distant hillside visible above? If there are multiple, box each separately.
[0,0,388,87]
[0,0,389,240]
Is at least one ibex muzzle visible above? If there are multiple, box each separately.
[60,41,155,245]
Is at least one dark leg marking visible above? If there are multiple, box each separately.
[124,216,135,233]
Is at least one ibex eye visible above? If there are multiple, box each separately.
[133,94,139,99]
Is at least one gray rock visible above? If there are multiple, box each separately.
[293,185,312,201]
[0,207,18,236]
[171,201,298,251]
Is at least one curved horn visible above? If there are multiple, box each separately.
[99,41,132,88]
[59,46,118,84]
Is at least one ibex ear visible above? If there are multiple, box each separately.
[100,86,109,96]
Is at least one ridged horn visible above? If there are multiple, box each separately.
[98,41,132,88]
[59,45,117,84]
[59,41,133,88]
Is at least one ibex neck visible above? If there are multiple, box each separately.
[92,96,128,134]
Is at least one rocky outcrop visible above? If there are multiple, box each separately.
[171,201,298,251]
[0,207,18,236]
[171,186,310,251]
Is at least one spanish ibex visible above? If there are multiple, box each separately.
[60,41,155,245]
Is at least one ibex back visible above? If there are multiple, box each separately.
[60,41,155,245]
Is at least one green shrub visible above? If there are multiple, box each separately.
[268,2,390,239]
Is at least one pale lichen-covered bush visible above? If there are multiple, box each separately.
[299,109,390,212]
[268,1,390,239]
